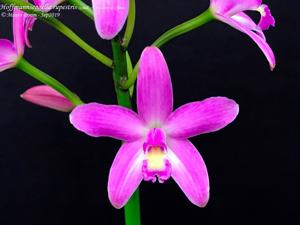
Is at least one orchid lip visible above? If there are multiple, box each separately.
[142,157,172,183]
[142,128,172,183]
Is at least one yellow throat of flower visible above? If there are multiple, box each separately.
[146,147,166,171]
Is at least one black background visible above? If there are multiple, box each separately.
[0,0,299,224]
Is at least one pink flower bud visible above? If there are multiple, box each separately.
[92,0,129,40]
[21,85,75,112]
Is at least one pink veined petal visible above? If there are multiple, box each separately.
[210,0,261,16]
[232,12,266,40]
[33,0,63,11]
[24,15,37,48]
[92,0,129,40]
[137,47,173,126]
[0,39,18,72]
[70,103,146,141]
[13,7,25,56]
[108,140,144,209]
[167,138,209,207]
[258,4,275,30]
[21,85,75,112]
[165,97,239,139]
[216,14,276,70]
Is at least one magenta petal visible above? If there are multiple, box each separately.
[258,4,275,30]
[21,85,75,112]
[70,103,146,141]
[232,12,266,40]
[0,39,18,72]
[108,140,144,209]
[24,15,37,48]
[92,0,129,40]
[210,0,261,15]
[165,97,239,139]
[137,47,173,125]
[216,14,276,70]
[168,139,209,207]
[33,0,63,11]
[13,8,25,56]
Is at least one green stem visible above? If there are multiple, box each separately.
[111,38,141,225]
[16,58,83,106]
[48,18,113,68]
[0,0,113,69]
[67,0,94,20]
[125,189,141,225]
[153,9,214,47]
[122,0,136,48]
[122,9,214,89]
[111,38,132,108]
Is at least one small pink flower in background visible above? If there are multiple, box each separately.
[0,6,34,72]
[92,0,129,40]
[69,47,239,208]
[21,85,75,112]
[33,0,64,11]
[210,0,276,70]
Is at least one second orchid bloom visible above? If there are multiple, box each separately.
[210,0,276,69]
[70,47,239,208]
[0,6,34,72]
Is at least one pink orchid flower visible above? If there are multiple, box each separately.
[21,85,75,112]
[210,0,276,69]
[0,6,35,72]
[33,0,64,11]
[92,0,129,40]
[69,47,239,208]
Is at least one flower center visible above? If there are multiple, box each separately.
[142,128,171,183]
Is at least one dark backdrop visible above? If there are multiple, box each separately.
[0,0,299,224]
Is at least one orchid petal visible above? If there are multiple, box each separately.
[258,4,275,30]
[92,0,129,40]
[0,39,18,72]
[168,139,209,207]
[165,97,239,139]
[137,47,173,126]
[216,14,276,70]
[33,0,63,11]
[24,15,37,48]
[13,8,25,56]
[232,12,265,40]
[70,103,146,141]
[21,85,75,112]
[108,140,144,209]
[210,0,261,16]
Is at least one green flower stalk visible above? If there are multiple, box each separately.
[122,9,214,90]
[17,58,83,106]
[111,37,141,225]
